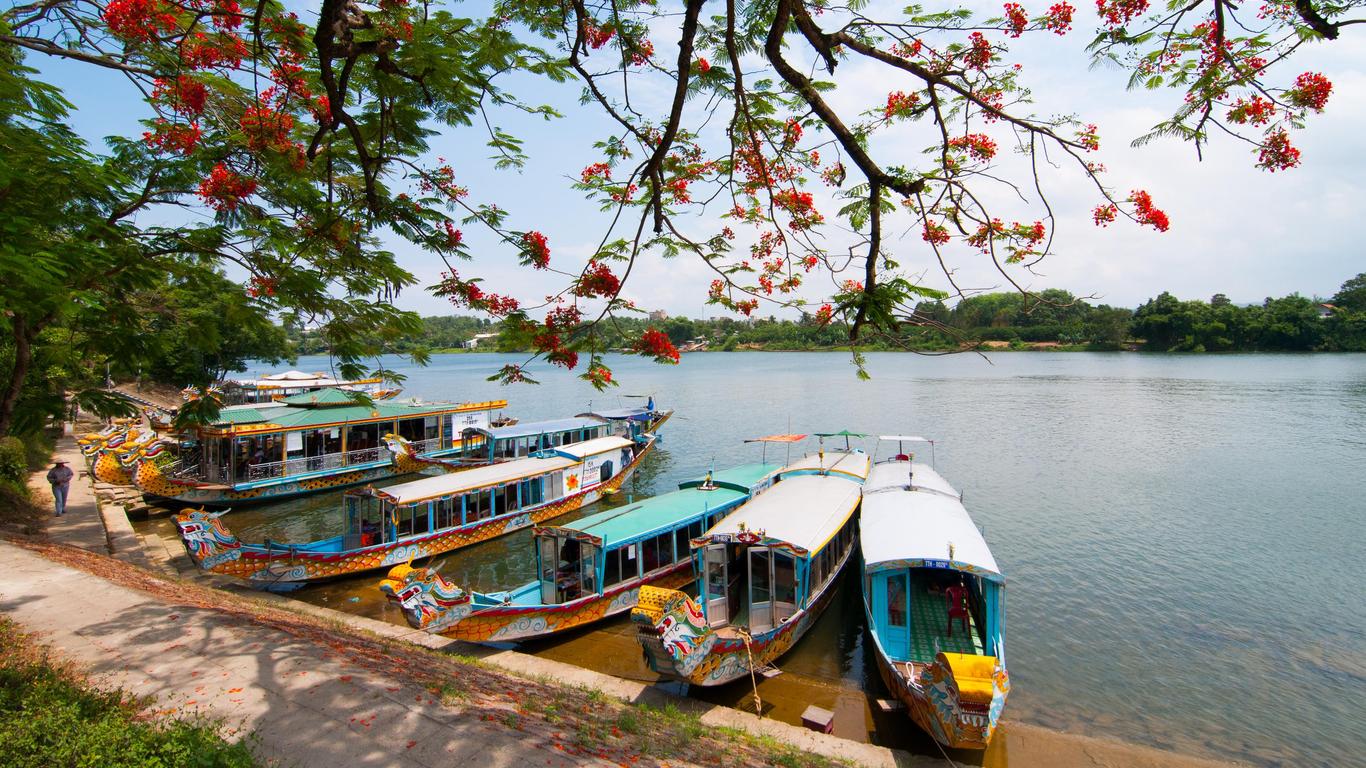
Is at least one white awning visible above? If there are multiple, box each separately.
[860,466,1001,580]
[878,435,932,443]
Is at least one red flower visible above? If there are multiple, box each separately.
[814,303,834,326]
[142,120,202,155]
[1256,130,1301,172]
[573,261,621,298]
[630,39,654,66]
[181,32,249,70]
[585,25,614,50]
[197,163,257,212]
[884,91,919,119]
[696,57,711,74]
[1288,72,1331,112]
[240,103,296,153]
[1003,3,1028,37]
[1076,123,1100,151]
[1227,96,1275,126]
[153,76,207,117]
[964,32,992,69]
[311,95,332,124]
[102,0,179,43]
[521,231,551,269]
[948,133,998,161]
[581,162,611,183]
[1128,190,1170,231]
[1092,203,1118,227]
[442,222,463,248]
[922,221,951,246]
[634,328,680,364]
[1045,2,1074,33]
[1095,0,1149,27]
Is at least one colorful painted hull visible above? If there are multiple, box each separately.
[633,544,853,686]
[175,439,655,585]
[871,644,1009,749]
[381,561,693,643]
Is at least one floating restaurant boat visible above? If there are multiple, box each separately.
[173,432,656,588]
[89,429,162,486]
[131,388,508,507]
[632,440,871,686]
[378,462,781,643]
[860,437,1008,750]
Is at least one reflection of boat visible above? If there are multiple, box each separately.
[132,388,507,507]
[173,433,656,587]
[860,437,1008,750]
[379,462,781,643]
[216,370,403,405]
[632,443,871,686]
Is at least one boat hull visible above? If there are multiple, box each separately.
[870,643,1009,750]
[397,564,694,644]
[176,439,655,584]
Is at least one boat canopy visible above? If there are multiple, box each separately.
[553,435,635,460]
[576,406,656,421]
[743,434,807,443]
[863,461,958,499]
[860,463,1001,581]
[780,450,872,480]
[559,464,779,549]
[707,463,864,554]
[480,416,604,440]
[278,388,366,406]
[677,463,783,493]
[878,435,931,443]
[366,455,577,505]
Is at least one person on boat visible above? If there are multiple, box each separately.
[945,576,970,638]
[252,446,266,467]
[46,459,74,517]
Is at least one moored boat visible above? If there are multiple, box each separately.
[378,462,781,642]
[632,443,871,686]
[217,370,403,405]
[131,388,507,506]
[859,436,1008,750]
[173,432,656,587]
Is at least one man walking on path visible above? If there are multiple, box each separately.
[46,459,74,517]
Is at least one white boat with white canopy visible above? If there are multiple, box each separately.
[633,437,870,687]
[860,436,1009,750]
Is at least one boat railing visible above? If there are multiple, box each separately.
[245,446,389,482]
[407,437,441,455]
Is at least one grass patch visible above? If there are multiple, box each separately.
[0,618,259,768]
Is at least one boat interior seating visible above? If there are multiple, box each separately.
[908,570,985,662]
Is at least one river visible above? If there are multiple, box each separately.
[135,351,1366,766]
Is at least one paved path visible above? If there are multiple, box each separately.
[28,435,109,553]
[0,541,606,768]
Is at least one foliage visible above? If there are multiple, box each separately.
[0,0,1354,394]
[0,436,27,486]
[0,618,259,767]
[1130,290,1341,351]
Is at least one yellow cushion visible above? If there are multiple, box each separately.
[937,652,997,705]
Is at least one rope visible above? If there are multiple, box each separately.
[738,627,762,717]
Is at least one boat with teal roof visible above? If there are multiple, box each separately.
[860,436,1009,750]
[379,462,779,643]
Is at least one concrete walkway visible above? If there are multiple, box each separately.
[28,435,109,554]
[0,541,608,768]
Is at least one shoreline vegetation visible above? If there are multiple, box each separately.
[288,278,1366,358]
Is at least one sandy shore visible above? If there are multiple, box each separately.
[991,721,1243,768]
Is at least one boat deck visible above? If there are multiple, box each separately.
[908,573,984,663]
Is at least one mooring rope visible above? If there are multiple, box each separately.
[739,627,762,717]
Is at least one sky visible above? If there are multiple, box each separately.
[31,1,1366,319]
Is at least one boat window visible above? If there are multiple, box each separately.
[599,460,613,484]
[688,520,703,539]
[812,551,825,592]
[621,542,640,581]
[413,503,431,536]
[642,535,660,573]
[435,497,458,529]
[773,552,797,620]
[887,572,907,628]
[395,504,415,538]
[466,488,491,523]
[604,547,623,586]
[674,527,690,561]
[493,486,507,516]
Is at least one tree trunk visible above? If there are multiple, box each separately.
[0,315,33,436]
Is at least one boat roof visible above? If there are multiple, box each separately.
[779,450,872,481]
[551,435,635,459]
[204,393,504,432]
[480,416,605,440]
[278,388,365,406]
[860,461,1002,581]
[864,461,958,499]
[577,406,657,421]
[708,454,867,554]
[563,463,781,548]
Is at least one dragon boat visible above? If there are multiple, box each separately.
[632,441,871,686]
[130,388,509,507]
[379,462,781,643]
[89,429,165,486]
[860,437,1008,750]
[174,432,656,588]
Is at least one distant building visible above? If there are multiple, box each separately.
[648,309,668,322]
[463,332,500,349]
[1318,303,1337,319]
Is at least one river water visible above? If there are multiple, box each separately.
[137,351,1366,766]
